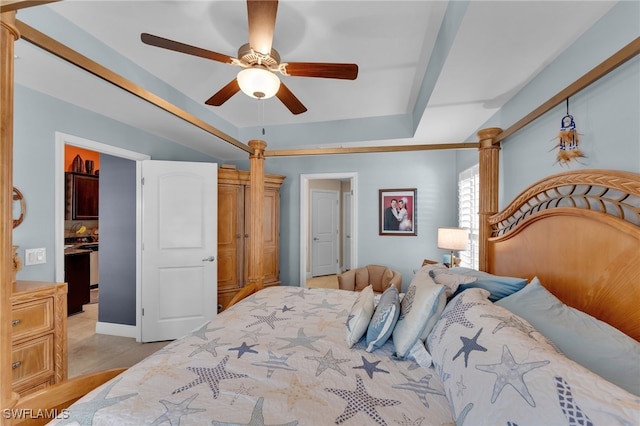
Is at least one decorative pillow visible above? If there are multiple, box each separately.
[365,285,400,352]
[496,277,640,396]
[345,285,375,348]
[448,267,527,301]
[428,268,477,296]
[392,271,446,360]
[428,288,639,424]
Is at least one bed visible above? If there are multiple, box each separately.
[11,169,639,425]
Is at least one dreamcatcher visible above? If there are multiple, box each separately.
[552,99,585,166]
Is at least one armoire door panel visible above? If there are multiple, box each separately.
[217,169,284,310]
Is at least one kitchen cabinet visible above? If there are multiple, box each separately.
[217,168,285,311]
[65,172,99,220]
[64,250,91,315]
[11,280,67,396]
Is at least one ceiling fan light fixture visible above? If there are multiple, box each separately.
[237,67,280,100]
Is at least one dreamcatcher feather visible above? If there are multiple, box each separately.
[552,112,585,166]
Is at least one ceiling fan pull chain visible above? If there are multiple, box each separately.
[261,99,266,135]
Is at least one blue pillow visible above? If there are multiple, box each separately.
[365,285,400,352]
[449,267,527,302]
[496,277,640,396]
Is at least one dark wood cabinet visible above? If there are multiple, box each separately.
[65,172,99,220]
[64,251,91,316]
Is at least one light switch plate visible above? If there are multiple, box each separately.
[25,248,46,265]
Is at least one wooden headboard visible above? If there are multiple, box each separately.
[487,170,640,341]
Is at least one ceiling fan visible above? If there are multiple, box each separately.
[141,0,358,115]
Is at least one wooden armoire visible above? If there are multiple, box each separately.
[217,167,285,311]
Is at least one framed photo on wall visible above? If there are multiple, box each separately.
[379,188,417,236]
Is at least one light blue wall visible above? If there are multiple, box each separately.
[13,86,221,282]
[246,149,465,290]
[460,1,640,205]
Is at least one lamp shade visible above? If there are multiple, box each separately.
[437,227,469,251]
[237,67,280,100]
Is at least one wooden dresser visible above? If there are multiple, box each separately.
[217,168,285,311]
[11,280,68,396]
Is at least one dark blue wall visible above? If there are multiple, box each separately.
[98,154,136,325]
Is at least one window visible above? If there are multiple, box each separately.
[458,164,479,269]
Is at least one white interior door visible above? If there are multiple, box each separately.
[343,192,352,271]
[141,160,217,342]
[311,190,338,277]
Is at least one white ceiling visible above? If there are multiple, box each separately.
[13,1,616,161]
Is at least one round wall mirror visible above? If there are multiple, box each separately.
[13,187,26,228]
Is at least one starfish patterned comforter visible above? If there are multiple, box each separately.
[51,285,639,425]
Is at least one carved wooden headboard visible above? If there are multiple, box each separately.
[487,170,640,341]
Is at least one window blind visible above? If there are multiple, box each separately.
[458,164,479,269]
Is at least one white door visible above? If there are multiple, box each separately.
[141,160,217,342]
[311,190,338,277]
[343,191,352,271]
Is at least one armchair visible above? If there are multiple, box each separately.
[337,264,402,294]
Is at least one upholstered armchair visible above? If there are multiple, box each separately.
[337,264,402,294]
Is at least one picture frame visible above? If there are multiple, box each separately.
[379,188,417,236]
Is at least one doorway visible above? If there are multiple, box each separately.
[54,132,150,340]
[310,189,339,277]
[300,172,357,286]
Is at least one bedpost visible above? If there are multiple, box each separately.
[1,9,20,416]
[477,127,502,272]
[248,139,267,291]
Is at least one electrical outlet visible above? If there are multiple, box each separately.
[25,248,46,265]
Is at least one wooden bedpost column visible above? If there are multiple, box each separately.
[1,9,20,415]
[477,127,502,272]
[247,139,266,291]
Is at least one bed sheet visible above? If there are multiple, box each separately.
[50,286,454,425]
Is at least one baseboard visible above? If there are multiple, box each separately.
[95,321,137,338]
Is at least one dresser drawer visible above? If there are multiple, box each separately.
[11,297,54,342]
[11,334,54,385]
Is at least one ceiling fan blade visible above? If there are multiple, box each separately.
[141,33,235,64]
[276,82,307,115]
[205,79,241,106]
[247,0,278,55]
[282,62,359,80]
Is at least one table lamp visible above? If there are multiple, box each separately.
[437,227,469,267]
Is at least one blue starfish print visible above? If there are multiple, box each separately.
[150,393,205,426]
[305,349,351,376]
[228,341,259,358]
[246,311,289,329]
[353,356,390,379]
[452,327,487,367]
[212,396,298,426]
[172,355,247,398]
[436,297,483,342]
[277,327,325,351]
[281,305,295,312]
[190,322,223,340]
[476,345,549,406]
[56,378,136,425]
[326,375,401,425]
[392,372,445,408]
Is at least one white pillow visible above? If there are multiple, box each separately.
[345,285,375,348]
[428,268,477,296]
[392,271,446,360]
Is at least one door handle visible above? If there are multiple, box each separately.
[313,237,319,241]
[202,256,215,262]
